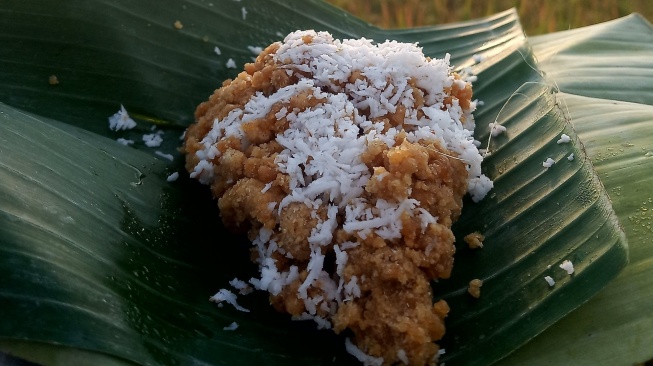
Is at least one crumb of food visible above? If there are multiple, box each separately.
[183,30,491,365]
[48,75,59,85]
[174,20,183,29]
[143,132,163,147]
[155,151,174,161]
[567,153,575,161]
[247,45,263,55]
[214,46,222,56]
[166,172,179,182]
[226,58,236,68]
[489,122,506,137]
[544,275,555,286]
[108,105,137,131]
[241,7,247,20]
[229,278,254,295]
[557,133,571,144]
[116,138,134,146]
[202,35,210,42]
[209,289,250,312]
[468,279,483,298]
[396,349,409,365]
[464,232,484,249]
[223,321,239,331]
[543,157,555,168]
[559,260,575,275]
[473,54,485,63]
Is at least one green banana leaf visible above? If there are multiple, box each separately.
[500,14,653,366]
[0,2,631,366]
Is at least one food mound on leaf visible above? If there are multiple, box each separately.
[183,30,491,366]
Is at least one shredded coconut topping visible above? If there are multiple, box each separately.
[116,138,134,146]
[209,289,250,312]
[193,30,490,201]
[396,349,409,365]
[155,151,174,161]
[345,337,384,366]
[143,131,163,147]
[229,278,254,295]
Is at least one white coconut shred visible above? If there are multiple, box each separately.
[559,260,575,275]
[166,172,179,182]
[345,337,384,366]
[223,321,239,331]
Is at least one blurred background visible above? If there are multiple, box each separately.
[326,0,653,34]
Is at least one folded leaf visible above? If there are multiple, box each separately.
[531,14,653,106]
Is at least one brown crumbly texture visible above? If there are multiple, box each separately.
[184,40,473,365]
[48,75,59,85]
[468,279,483,298]
[173,20,183,30]
[464,232,485,249]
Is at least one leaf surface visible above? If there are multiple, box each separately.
[500,14,653,366]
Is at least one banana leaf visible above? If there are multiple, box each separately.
[500,14,653,366]
[0,2,629,366]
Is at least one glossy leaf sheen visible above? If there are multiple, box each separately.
[0,1,628,366]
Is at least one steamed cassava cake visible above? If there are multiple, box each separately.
[183,30,492,365]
